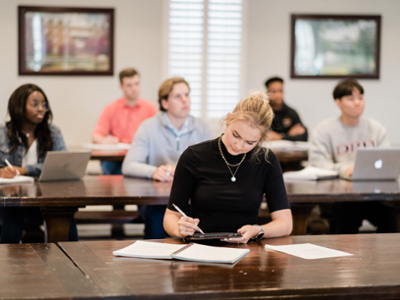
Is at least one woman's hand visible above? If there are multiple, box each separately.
[222,225,261,244]
[0,166,25,178]
[177,216,201,238]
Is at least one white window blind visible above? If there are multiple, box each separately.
[168,0,243,119]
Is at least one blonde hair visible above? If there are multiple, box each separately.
[225,91,274,161]
[158,77,190,111]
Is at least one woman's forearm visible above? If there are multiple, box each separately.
[262,209,292,238]
[163,209,181,237]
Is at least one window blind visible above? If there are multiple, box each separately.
[168,0,243,119]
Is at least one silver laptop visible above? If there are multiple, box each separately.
[38,151,92,182]
[342,148,400,181]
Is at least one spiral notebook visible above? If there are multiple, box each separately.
[113,240,250,264]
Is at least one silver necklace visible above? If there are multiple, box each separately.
[218,135,246,182]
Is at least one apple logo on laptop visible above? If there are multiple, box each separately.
[374,159,383,169]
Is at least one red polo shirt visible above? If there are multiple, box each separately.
[93,98,157,143]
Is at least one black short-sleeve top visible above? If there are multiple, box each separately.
[167,137,290,232]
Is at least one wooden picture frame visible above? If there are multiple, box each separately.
[290,14,381,79]
[18,6,114,76]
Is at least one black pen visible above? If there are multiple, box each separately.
[172,204,205,234]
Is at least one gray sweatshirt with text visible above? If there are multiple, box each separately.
[308,116,390,177]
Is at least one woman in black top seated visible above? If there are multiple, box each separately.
[163,91,292,243]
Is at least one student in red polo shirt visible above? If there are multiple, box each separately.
[93,68,157,174]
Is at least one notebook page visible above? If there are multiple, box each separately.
[0,176,34,185]
[113,241,185,259]
[173,243,250,264]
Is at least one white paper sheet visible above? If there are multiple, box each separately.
[265,243,353,260]
[113,241,184,259]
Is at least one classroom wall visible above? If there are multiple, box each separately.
[0,0,163,146]
[1,0,400,145]
[246,0,400,145]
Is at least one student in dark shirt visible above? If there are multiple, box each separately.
[265,77,308,141]
[163,91,292,244]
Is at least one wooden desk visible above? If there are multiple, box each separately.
[89,148,308,171]
[90,149,127,161]
[0,243,101,299]
[58,234,400,299]
[286,179,400,234]
[1,177,399,241]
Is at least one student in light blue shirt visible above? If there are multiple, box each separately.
[122,77,213,239]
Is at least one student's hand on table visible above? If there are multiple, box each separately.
[345,166,354,178]
[152,164,175,182]
[222,225,261,244]
[177,216,201,238]
[288,123,305,136]
[269,131,283,140]
[100,135,119,144]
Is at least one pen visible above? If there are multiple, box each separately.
[172,203,205,234]
[4,159,20,177]
[166,166,171,177]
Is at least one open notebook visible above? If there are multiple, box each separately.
[283,166,339,181]
[113,241,250,264]
[0,175,34,185]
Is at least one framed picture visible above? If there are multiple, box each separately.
[18,6,114,76]
[290,14,381,79]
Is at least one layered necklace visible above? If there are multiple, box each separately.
[218,135,246,182]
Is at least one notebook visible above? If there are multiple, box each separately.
[113,240,250,264]
[342,148,400,181]
[283,166,339,181]
[38,151,92,182]
[81,143,131,151]
[0,175,34,185]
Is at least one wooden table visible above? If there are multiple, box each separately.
[57,234,400,299]
[0,243,101,299]
[273,149,308,172]
[1,176,399,241]
[286,179,400,234]
[90,149,128,161]
[89,148,308,171]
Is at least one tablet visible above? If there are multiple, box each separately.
[184,232,242,241]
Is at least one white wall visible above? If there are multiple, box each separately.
[1,0,400,145]
[246,0,400,145]
[0,0,163,145]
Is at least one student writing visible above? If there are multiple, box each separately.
[163,91,292,243]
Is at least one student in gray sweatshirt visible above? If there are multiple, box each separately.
[309,78,396,234]
[122,77,213,239]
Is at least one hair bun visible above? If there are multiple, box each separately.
[249,91,269,104]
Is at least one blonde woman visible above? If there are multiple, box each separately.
[163,91,292,243]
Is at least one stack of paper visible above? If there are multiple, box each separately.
[283,166,339,181]
[264,140,310,151]
[0,176,34,185]
[81,143,131,150]
[113,240,250,264]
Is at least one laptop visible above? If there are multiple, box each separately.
[342,148,400,181]
[38,151,92,182]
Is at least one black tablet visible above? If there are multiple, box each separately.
[184,232,242,241]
